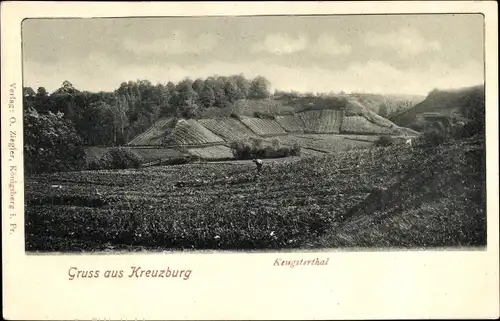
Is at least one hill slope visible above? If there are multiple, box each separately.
[128,118,225,146]
[348,93,425,115]
[392,84,485,131]
[324,137,485,247]
[127,117,176,146]
[127,97,418,151]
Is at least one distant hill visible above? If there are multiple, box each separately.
[347,93,425,116]
[127,96,418,152]
[392,84,485,131]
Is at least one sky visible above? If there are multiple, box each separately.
[22,14,484,96]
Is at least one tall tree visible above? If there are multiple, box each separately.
[249,76,271,99]
[224,77,243,102]
[199,83,216,108]
[378,103,389,118]
[232,74,250,99]
[192,78,205,95]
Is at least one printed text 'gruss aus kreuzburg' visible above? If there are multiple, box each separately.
[68,266,192,280]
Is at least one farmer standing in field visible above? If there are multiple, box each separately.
[253,158,263,175]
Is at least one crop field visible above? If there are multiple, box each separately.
[296,134,380,142]
[25,138,485,252]
[298,110,343,133]
[239,116,288,136]
[340,116,394,135]
[197,118,259,142]
[187,145,233,160]
[166,119,225,145]
[274,134,374,153]
[128,148,187,163]
[274,115,306,132]
[128,117,176,146]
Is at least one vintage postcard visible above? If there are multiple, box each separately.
[2,1,499,320]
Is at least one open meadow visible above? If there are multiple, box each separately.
[25,137,486,252]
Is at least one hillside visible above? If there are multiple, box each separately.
[392,84,485,131]
[128,118,225,146]
[127,117,176,146]
[198,118,259,141]
[348,93,425,115]
[324,137,485,247]
[126,97,418,160]
[26,137,485,251]
[298,109,343,134]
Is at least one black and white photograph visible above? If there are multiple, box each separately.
[21,13,487,253]
[2,2,498,320]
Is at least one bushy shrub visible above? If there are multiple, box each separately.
[163,155,201,166]
[230,141,253,159]
[417,128,449,147]
[230,113,241,120]
[290,143,301,156]
[253,111,275,119]
[230,140,301,160]
[374,135,394,147]
[24,108,86,174]
[87,148,143,170]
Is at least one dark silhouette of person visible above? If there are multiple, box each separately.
[253,158,263,174]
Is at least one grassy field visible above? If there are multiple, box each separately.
[25,137,485,252]
[271,134,374,153]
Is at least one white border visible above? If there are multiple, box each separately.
[2,2,499,320]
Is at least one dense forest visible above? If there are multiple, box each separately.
[23,75,273,146]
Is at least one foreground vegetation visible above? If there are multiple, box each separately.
[25,136,485,252]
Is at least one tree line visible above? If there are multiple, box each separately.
[23,75,272,147]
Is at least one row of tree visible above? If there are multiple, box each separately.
[23,75,272,146]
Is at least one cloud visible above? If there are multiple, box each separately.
[251,33,351,56]
[310,34,352,56]
[23,51,484,96]
[122,30,217,55]
[365,27,441,58]
[251,33,308,55]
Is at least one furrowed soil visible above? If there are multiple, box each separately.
[25,138,486,252]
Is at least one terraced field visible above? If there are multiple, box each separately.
[197,118,259,142]
[166,119,225,145]
[128,117,176,146]
[340,116,394,135]
[275,115,306,133]
[187,145,233,160]
[298,110,343,133]
[239,116,287,136]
